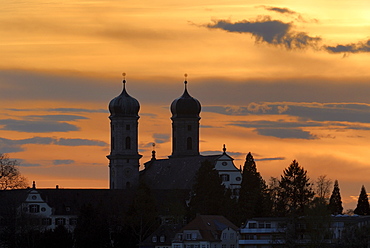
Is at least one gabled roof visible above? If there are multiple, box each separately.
[140,224,183,246]
[179,215,238,242]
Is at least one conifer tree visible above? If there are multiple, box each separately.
[188,160,228,218]
[354,185,370,215]
[238,152,270,221]
[328,180,343,215]
[276,160,314,216]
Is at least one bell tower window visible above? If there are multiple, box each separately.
[125,137,131,149]
[187,137,192,150]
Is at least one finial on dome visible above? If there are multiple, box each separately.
[223,144,226,153]
[122,72,127,83]
[184,73,188,86]
[151,143,156,160]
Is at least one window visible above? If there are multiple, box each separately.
[160,235,165,242]
[126,124,130,130]
[245,234,255,240]
[230,233,234,239]
[259,222,265,228]
[186,233,192,240]
[188,125,192,131]
[125,137,131,149]
[230,245,235,248]
[56,218,66,226]
[265,223,271,228]
[221,174,230,182]
[31,195,37,200]
[222,233,227,239]
[152,235,157,242]
[187,137,192,150]
[41,207,46,212]
[42,218,52,225]
[191,232,197,240]
[222,245,226,248]
[29,204,40,213]
[249,223,257,228]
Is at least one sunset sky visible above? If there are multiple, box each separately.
[1,0,370,210]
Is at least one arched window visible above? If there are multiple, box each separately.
[187,137,192,150]
[125,136,131,149]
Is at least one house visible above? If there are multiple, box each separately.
[171,215,239,248]
[140,224,183,248]
[239,215,370,247]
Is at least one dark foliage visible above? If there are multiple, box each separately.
[124,179,160,247]
[328,180,343,215]
[188,160,236,222]
[238,152,270,222]
[74,204,111,248]
[276,160,314,216]
[354,185,370,216]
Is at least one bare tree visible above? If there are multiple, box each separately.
[315,175,332,201]
[0,153,28,190]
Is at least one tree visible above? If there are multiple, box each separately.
[238,152,270,221]
[188,160,228,218]
[125,179,159,247]
[268,176,280,215]
[0,153,28,190]
[354,185,370,215]
[315,175,332,201]
[276,160,314,216]
[328,180,343,215]
[73,204,111,248]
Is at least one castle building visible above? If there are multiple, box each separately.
[108,76,242,195]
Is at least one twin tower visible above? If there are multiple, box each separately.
[107,77,201,189]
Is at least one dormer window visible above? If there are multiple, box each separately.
[152,235,157,242]
[160,235,165,242]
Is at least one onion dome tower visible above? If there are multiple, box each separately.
[170,74,201,157]
[107,74,142,189]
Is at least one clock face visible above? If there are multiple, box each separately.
[124,168,133,178]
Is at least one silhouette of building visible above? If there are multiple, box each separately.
[108,76,242,195]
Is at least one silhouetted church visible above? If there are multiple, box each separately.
[107,75,241,195]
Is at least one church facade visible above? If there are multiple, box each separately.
[107,76,242,195]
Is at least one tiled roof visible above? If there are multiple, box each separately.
[179,215,238,242]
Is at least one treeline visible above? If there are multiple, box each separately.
[188,153,370,226]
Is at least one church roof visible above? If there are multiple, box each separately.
[170,80,201,119]
[109,78,140,118]
[141,155,221,190]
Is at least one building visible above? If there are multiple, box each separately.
[171,215,239,248]
[108,76,242,194]
[239,215,370,247]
